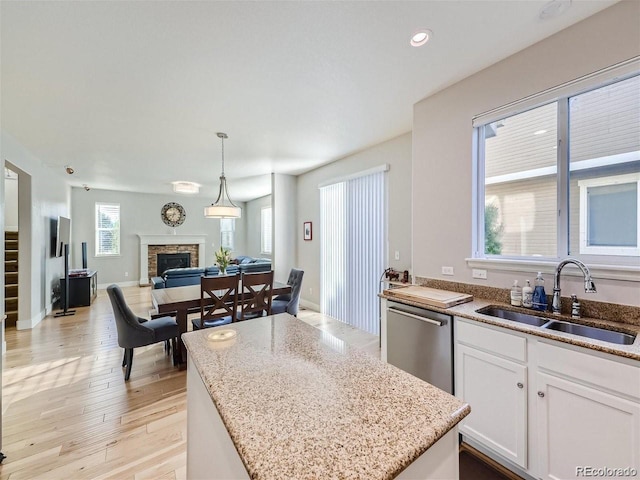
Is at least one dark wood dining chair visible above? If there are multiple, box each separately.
[236,271,274,321]
[192,274,240,330]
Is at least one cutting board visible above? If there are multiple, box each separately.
[384,285,473,309]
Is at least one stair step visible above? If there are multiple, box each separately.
[4,310,17,328]
[5,251,18,261]
[5,284,18,296]
[4,231,19,240]
[4,260,18,272]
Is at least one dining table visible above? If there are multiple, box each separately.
[151,281,292,365]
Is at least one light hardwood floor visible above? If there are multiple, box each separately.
[0,286,380,479]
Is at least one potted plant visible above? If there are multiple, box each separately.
[215,246,232,275]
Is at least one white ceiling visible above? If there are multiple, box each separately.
[1,0,617,202]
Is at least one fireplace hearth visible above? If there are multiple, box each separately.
[157,253,191,276]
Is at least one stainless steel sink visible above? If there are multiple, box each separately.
[476,306,637,346]
[476,306,549,327]
[543,320,636,345]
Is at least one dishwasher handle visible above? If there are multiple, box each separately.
[387,306,443,326]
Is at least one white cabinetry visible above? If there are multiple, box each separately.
[456,321,528,469]
[536,342,640,480]
[455,317,640,480]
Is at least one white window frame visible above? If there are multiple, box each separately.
[261,206,272,255]
[578,173,640,256]
[220,218,235,251]
[95,202,120,256]
[470,62,640,279]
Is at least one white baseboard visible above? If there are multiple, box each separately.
[300,299,320,312]
[17,309,45,330]
[2,340,6,355]
[98,280,139,289]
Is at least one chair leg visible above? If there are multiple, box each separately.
[171,337,178,366]
[124,348,133,381]
[165,339,171,355]
[122,349,127,367]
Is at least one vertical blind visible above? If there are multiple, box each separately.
[320,170,385,335]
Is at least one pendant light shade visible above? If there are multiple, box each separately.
[204,132,242,219]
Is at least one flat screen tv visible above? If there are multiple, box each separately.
[55,216,71,257]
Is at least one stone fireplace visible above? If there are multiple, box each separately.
[138,234,206,285]
[156,252,192,276]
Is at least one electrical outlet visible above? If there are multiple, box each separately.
[394,250,400,261]
[309,287,313,295]
[472,269,487,279]
[124,272,129,277]
[441,266,454,276]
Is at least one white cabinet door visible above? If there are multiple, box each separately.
[537,371,640,480]
[456,344,528,469]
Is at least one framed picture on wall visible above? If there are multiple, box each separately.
[303,222,312,241]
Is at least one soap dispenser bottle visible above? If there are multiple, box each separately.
[532,272,547,311]
[522,280,533,308]
[510,280,522,307]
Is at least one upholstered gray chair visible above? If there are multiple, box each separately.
[107,284,179,381]
[271,268,304,316]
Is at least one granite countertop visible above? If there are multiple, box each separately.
[380,290,640,361]
[182,315,470,480]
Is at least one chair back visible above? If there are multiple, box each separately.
[285,268,305,316]
[197,274,240,329]
[106,284,154,348]
[238,271,274,321]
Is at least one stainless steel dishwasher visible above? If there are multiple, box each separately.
[386,300,454,394]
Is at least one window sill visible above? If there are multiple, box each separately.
[466,257,640,282]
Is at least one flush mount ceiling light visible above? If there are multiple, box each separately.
[539,0,572,20]
[410,29,433,47]
[172,181,200,194]
[204,132,242,219]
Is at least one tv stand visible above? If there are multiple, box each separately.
[60,270,98,308]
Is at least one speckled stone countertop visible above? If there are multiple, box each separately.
[182,314,470,480]
[380,285,640,361]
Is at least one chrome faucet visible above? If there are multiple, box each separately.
[552,258,596,314]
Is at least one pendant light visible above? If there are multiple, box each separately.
[204,132,242,218]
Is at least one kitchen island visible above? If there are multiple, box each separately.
[182,314,470,480]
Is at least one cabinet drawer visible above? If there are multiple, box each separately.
[538,341,640,400]
[456,318,526,363]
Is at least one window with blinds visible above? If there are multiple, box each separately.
[261,206,272,254]
[95,203,120,256]
[220,218,235,251]
[320,168,386,335]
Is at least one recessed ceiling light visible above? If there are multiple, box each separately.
[410,29,433,47]
[539,0,571,20]
[534,129,548,135]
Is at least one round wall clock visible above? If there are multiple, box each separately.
[161,202,186,227]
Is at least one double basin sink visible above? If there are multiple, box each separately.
[476,306,636,346]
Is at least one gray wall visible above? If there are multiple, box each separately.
[245,195,272,259]
[273,173,297,284]
[70,188,247,286]
[412,1,640,306]
[4,175,18,230]
[1,130,71,327]
[296,132,412,309]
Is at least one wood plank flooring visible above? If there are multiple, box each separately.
[0,286,380,479]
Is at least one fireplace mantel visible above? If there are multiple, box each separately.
[138,234,206,285]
